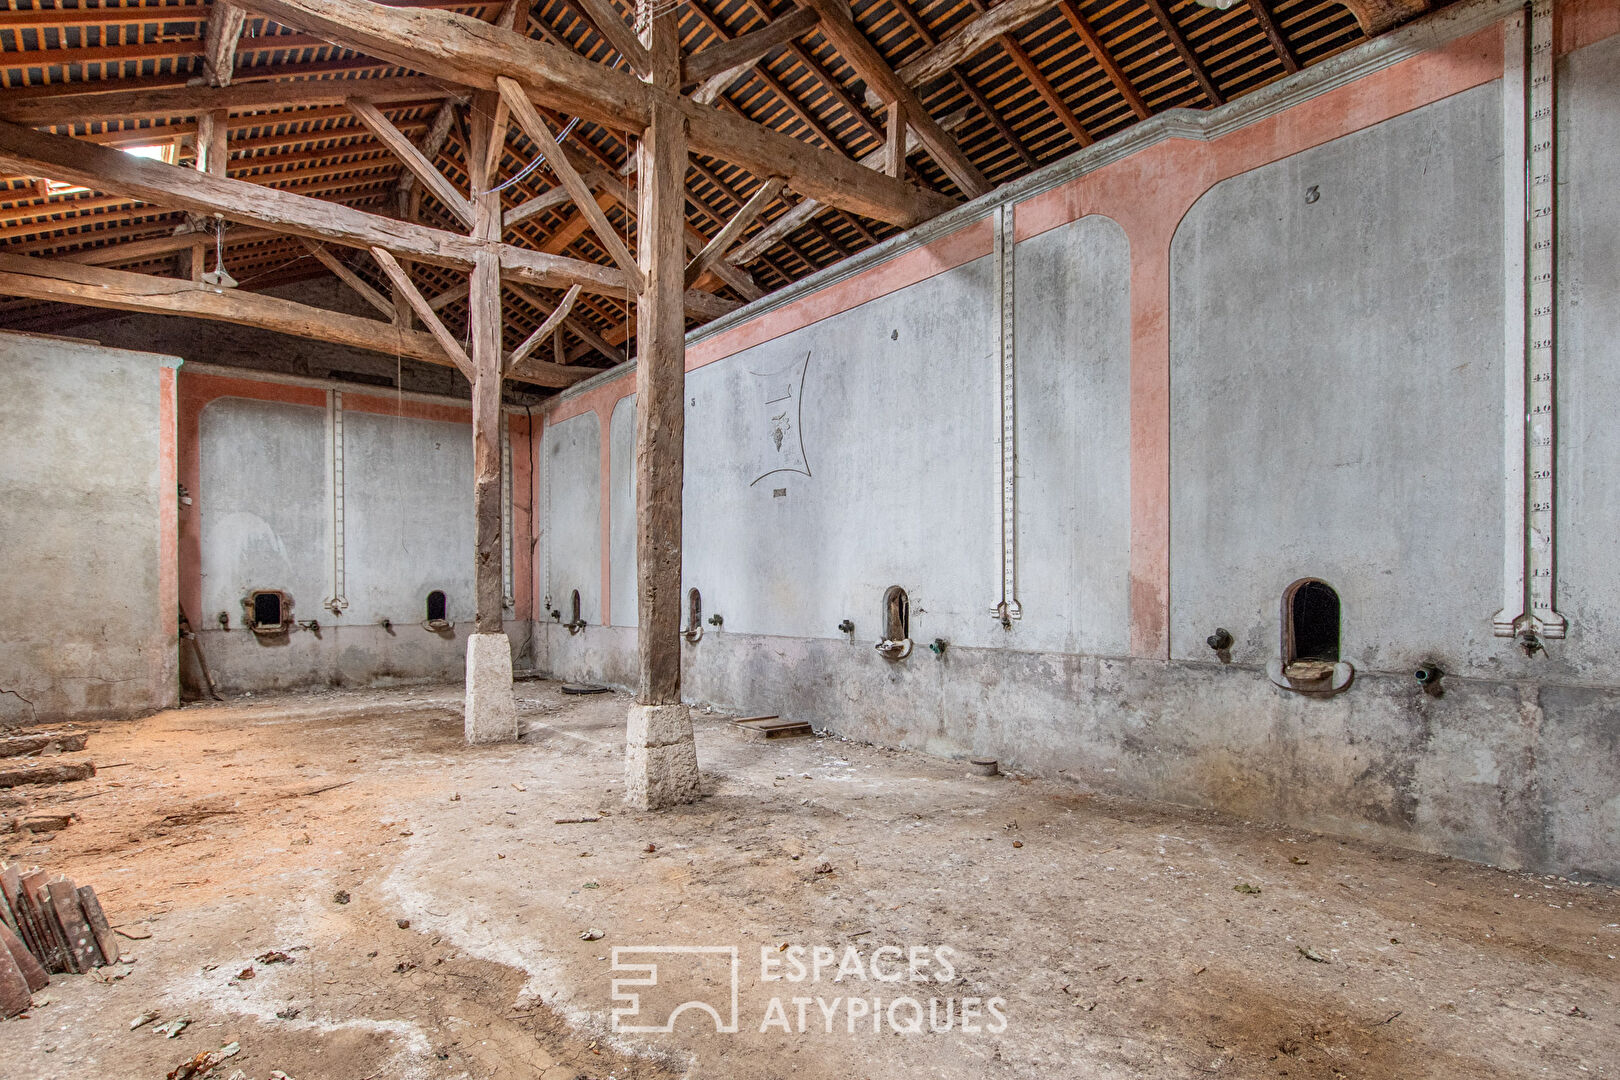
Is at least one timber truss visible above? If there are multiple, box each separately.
[0,0,1425,389]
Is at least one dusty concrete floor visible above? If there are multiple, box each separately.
[0,681,1616,1080]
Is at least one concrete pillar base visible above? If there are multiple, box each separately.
[625,703,700,809]
[463,633,516,745]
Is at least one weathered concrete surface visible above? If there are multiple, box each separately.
[1169,83,1506,677]
[0,332,178,724]
[185,383,528,694]
[679,254,1000,649]
[533,622,636,689]
[534,40,1620,879]
[1555,33,1620,681]
[463,632,515,743]
[182,619,531,694]
[680,631,1620,880]
[1015,213,1132,656]
[608,395,637,628]
[15,684,1619,1079]
[623,702,699,809]
[540,411,602,626]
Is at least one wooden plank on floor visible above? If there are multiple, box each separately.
[46,880,100,972]
[0,920,49,991]
[0,761,95,789]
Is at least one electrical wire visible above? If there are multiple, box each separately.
[480,116,582,197]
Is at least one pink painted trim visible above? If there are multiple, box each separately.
[509,412,536,622]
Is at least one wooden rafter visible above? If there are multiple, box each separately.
[299,238,397,319]
[507,283,581,374]
[0,120,630,296]
[1141,0,1225,106]
[201,1,248,88]
[800,0,989,198]
[239,0,954,227]
[1056,0,1151,119]
[495,77,643,290]
[1247,0,1302,73]
[567,0,653,76]
[369,246,472,378]
[683,6,820,87]
[999,33,1091,149]
[0,78,456,128]
[685,177,783,288]
[348,98,475,227]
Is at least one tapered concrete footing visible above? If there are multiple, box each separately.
[463,633,516,744]
[625,703,700,809]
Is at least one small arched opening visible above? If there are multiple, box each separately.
[883,586,909,643]
[1283,578,1340,670]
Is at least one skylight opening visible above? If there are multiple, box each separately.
[44,143,174,197]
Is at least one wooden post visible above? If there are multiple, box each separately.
[635,28,687,707]
[625,8,700,808]
[463,89,517,744]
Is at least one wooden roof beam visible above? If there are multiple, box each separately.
[683,5,820,88]
[348,97,475,227]
[1055,0,1150,119]
[0,251,479,376]
[999,33,1092,148]
[888,0,1057,93]
[496,77,643,291]
[200,1,248,88]
[567,0,653,76]
[300,238,398,319]
[239,0,954,227]
[1141,0,1225,106]
[800,0,989,198]
[0,119,630,297]
[0,77,457,128]
[1340,0,1427,35]
[1246,0,1301,74]
[685,177,783,288]
[369,247,472,378]
[506,284,581,374]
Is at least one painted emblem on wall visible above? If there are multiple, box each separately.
[749,351,812,487]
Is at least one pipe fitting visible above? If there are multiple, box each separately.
[838,619,855,634]
[929,638,948,656]
[1414,663,1444,696]
[1206,628,1233,651]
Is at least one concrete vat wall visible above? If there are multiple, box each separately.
[536,2,1620,879]
[0,332,178,724]
[179,368,533,693]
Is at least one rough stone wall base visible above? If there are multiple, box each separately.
[464,633,516,745]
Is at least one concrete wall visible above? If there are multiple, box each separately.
[1168,84,1506,676]
[536,4,1620,880]
[0,332,178,724]
[180,369,532,693]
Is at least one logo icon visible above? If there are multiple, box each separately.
[610,946,740,1033]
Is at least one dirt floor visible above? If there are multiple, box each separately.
[0,681,1616,1080]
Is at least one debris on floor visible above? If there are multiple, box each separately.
[0,859,119,1014]
[733,714,813,740]
[0,730,89,758]
[166,1039,240,1080]
[0,759,96,790]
